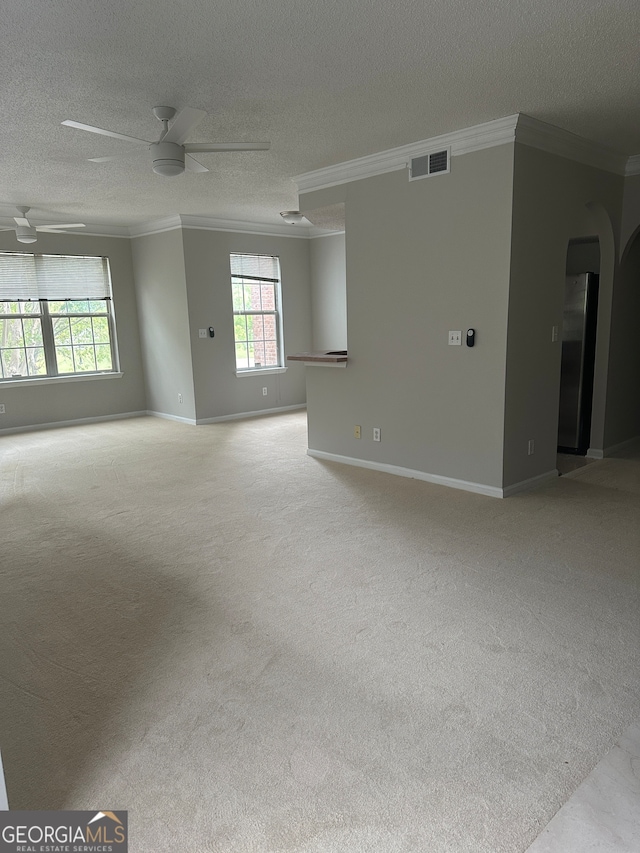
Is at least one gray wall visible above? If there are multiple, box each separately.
[309,234,347,351]
[131,229,196,421]
[504,143,624,487]
[180,228,311,421]
[620,174,640,258]
[0,231,146,431]
[603,229,640,448]
[302,144,516,489]
[566,239,600,275]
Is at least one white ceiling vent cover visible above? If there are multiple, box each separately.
[409,148,450,181]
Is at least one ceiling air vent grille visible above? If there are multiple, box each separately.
[409,148,450,181]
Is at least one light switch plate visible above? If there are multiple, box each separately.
[448,330,462,345]
[199,329,207,338]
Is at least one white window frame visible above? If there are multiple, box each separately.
[230,253,286,376]
[0,252,120,384]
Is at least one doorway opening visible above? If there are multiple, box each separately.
[557,238,600,459]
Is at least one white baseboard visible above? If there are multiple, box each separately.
[307,449,504,498]
[586,448,604,459]
[146,410,197,425]
[0,410,147,436]
[196,404,306,424]
[502,469,559,497]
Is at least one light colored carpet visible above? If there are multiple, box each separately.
[1,413,639,852]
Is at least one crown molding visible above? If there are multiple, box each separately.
[0,218,130,239]
[129,213,327,239]
[296,113,634,194]
[128,215,183,238]
[625,154,640,176]
[179,214,312,238]
[70,226,130,238]
[515,114,629,175]
[295,115,520,193]
[308,228,345,239]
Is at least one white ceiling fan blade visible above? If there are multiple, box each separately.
[14,216,31,227]
[37,224,86,232]
[89,148,148,163]
[0,226,15,231]
[185,142,271,153]
[62,120,150,146]
[185,154,209,173]
[163,108,207,145]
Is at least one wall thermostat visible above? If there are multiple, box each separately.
[466,329,475,347]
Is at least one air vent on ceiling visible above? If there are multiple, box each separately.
[408,148,450,181]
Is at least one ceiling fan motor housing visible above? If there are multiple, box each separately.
[16,224,38,243]
[151,141,185,177]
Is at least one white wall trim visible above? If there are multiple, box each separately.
[129,216,183,238]
[586,448,604,460]
[296,115,519,193]
[146,410,197,425]
[602,435,640,456]
[515,114,628,175]
[502,469,559,497]
[625,155,640,177]
[128,213,339,240]
[307,448,503,498]
[1,371,123,389]
[296,113,633,195]
[309,229,346,239]
[0,216,130,239]
[179,214,312,239]
[0,410,147,436]
[196,403,306,424]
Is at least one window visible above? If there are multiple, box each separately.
[0,253,118,382]
[230,253,283,372]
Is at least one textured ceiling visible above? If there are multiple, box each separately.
[1,0,639,231]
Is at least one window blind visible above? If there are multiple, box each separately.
[230,253,279,282]
[0,253,112,301]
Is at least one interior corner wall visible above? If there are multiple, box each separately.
[303,143,515,490]
[131,228,196,421]
[504,144,624,487]
[180,228,311,422]
[309,233,347,351]
[620,173,640,257]
[0,231,146,431]
[603,229,640,448]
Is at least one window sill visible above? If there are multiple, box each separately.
[235,367,288,377]
[0,372,123,388]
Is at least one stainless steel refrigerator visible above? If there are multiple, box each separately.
[557,272,599,454]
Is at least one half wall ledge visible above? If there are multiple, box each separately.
[287,351,348,367]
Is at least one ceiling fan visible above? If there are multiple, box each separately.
[0,207,86,244]
[62,106,270,177]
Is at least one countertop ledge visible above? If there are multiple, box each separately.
[287,351,348,365]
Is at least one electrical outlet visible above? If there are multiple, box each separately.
[373,427,381,442]
[448,330,462,346]
[0,404,5,414]
[262,387,268,396]
[354,425,361,439]
[199,329,207,338]
[528,439,535,455]
[178,393,183,404]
